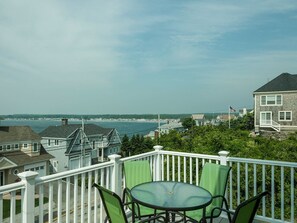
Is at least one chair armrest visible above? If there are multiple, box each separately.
[212,195,228,207]
[210,207,234,223]
[212,195,231,221]
[122,187,143,218]
[122,187,131,203]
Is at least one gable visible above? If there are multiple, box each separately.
[65,129,92,154]
[254,73,297,93]
[0,157,17,170]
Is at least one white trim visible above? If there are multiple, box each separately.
[0,157,18,170]
[278,111,292,122]
[254,90,297,95]
[260,94,282,106]
[260,111,272,126]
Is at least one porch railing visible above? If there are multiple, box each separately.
[0,145,296,223]
[260,120,281,132]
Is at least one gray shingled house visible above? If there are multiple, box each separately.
[39,119,121,173]
[0,126,53,186]
[253,73,297,132]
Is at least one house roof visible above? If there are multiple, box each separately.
[39,124,113,138]
[0,146,54,167]
[192,114,205,120]
[254,73,297,93]
[160,122,183,130]
[0,126,41,143]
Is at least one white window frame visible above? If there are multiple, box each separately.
[48,139,51,147]
[279,111,292,121]
[260,95,282,106]
[23,143,28,149]
[260,111,272,126]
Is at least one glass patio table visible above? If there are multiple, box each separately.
[130,181,212,223]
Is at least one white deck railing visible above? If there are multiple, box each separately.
[260,120,281,132]
[0,145,296,223]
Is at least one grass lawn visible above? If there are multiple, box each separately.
[3,197,48,219]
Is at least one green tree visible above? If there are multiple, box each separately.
[120,134,130,157]
[181,117,196,129]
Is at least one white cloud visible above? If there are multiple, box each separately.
[0,0,297,114]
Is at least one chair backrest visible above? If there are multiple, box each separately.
[199,163,231,215]
[124,160,152,189]
[232,191,268,223]
[93,183,128,223]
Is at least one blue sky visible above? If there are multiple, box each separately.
[1,0,297,115]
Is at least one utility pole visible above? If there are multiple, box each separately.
[81,118,85,167]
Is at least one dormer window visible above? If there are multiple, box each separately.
[33,143,38,152]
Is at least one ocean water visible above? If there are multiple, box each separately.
[0,119,159,138]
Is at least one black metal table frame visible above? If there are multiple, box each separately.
[130,181,212,223]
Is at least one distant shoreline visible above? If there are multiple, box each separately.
[0,113,228,122]
[1,117,169,124]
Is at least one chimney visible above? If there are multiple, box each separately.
[62,118,68,126]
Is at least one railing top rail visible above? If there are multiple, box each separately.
[160,150,220,160]
[36,160,114,185]
[120,151,157,162]
[228,156,297,168]
[0,181,24,194]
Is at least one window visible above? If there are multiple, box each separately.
[48,139,51,146]
[23,144,28,148]
[279,111,292,121]
[15,144,19,149]
[33,143,38,152]
[7,145,11,150]
[0,145,2,151]
[55,140,59,146]
[260,95,282,106]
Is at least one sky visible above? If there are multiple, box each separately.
[1,0,297,115]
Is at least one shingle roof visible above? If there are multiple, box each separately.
[0,126,41,143]
[0,146,54,166]
[39,124,113,138]
[254,73,297,93]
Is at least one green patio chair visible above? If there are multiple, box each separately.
[93,183,165,223]
[123,160,157,220]
[185,162,232,222]
[209,191,269,223]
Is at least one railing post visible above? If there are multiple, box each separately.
[218,151,229,165]
[18,171,39,223]
[153,145,163,181]
[108,154,122,195]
